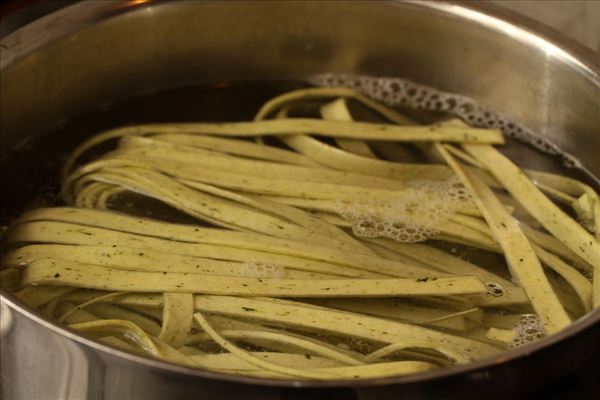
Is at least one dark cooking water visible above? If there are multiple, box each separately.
[0,81,307,223]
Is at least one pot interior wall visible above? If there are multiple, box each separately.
[1,1,598,171]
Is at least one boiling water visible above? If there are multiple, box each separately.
[0,74,590,224]
[309,73,598,179]
[0,75,597,368]
[1,76,597,224]
[335,177,470,243]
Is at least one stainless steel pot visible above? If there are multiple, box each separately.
[1,1,599,399]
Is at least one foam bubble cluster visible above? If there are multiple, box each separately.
[485,282,505,297]
[335,177,470,243]
[240,262,287,279]
[308,74,580,166]
[508,314,546,349]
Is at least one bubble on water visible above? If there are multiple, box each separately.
[508,314,546,349]
[240,262,286,279]
[308,74,568,157]
[334,176,472,243]
[485,282,505,297]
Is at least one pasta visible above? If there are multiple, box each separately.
[2,86,597,380]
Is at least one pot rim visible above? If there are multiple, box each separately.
[1,0,599,388]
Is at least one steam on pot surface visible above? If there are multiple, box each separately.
[1,76,598,380]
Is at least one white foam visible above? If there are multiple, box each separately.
[508,314,546,349]
[240,262,287,279]
[485,282,505,297]
[334,177,471,243]
[308,74,566,158]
